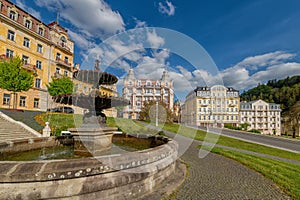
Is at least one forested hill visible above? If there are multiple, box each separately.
[240,76,300,112]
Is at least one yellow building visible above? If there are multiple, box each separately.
[0,0,75,111]
[181,85,240,127]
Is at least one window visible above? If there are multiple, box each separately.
[3,94,10,105]
[22,55,29,64]
[60,36,67,47]
[38,27,44,36]
[33,98,39,108]
[64,70,68,77]
[23,38,30,48]
[55,67,60,74]
[9,11,16,20]
[35,78,41,88]
[56,53,61,60]
[7,30,15,41]
[19,96,26,107]
[36,60,42,69]
[6,49,14,58]
[64,56,69,63]
[37,44,43,53]
[165,82,168,86]
[25,20,31,28]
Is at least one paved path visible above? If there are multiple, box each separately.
[141,123,291,199]
[190,125,300,154]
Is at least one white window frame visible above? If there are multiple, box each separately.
[33,98,39,108]
[37,44,43,53]
[3,94,10,105]
[19,96,26,107]
[7,30,15,41]
[23,37,30,48]
[6,49,14,58]
[36,60,42,69]
[35,78,41,88]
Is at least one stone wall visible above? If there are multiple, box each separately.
[0,137,56,157]
[0,137,178,199]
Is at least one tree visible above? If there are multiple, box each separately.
[47,77,74,96]
[0,57,34,109]
[288,101,300,138]
[139,100,173,124]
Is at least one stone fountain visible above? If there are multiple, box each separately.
[54,69,128,156]
[0,66,180,199]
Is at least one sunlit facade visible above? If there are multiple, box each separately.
[0,0,76,111]
[122,68,174,119]
[181,85,240,127]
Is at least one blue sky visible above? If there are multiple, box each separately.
[12,0,300,99]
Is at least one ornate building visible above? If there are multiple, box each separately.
[122,68,174,119]
[240,100,281,135]
[0,0,76,111]
[181,85,240,127]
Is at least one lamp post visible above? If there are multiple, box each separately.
[155,101,158,127]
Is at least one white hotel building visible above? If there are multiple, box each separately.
[240,100,281,135]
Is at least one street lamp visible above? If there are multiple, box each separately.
[155,101,158,127]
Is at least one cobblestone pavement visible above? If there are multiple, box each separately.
[140,123,291,200]
[170,141,290,200]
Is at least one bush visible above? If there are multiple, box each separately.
[248,129,261,134]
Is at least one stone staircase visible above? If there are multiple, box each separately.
[0,112,41,141]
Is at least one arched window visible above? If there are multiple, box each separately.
[60,36,67,47]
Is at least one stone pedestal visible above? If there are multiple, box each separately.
[68,126,117,156]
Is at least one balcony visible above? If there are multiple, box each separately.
[57,42,71,52]
[22,63,37,74]
[53,72,63,79]
[55,58,73,68]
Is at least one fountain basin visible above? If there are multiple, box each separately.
[0,135,178,199]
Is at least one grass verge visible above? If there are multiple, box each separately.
[161,123,300,162]
[206,146,300,199]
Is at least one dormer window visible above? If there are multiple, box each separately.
[9,10,16,20]
[38,27,44,36]
[60,36,67,47]
[25,19,31,29]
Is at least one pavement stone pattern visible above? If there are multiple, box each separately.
[140,123,291,200]
[169,141,290,200]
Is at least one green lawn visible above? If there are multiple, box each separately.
[107,117,158,135]
[208,146,300,200]
[161,123,300,162]
[36,113,83,135]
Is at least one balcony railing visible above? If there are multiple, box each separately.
[55,58,72,68]
[22,63,37,73]
[53,72,63,79]
[57,42,71,52]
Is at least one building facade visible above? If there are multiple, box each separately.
[181,85,240,127]
[0,0,75,111]
[122,68,174,119]
[240,100,281,135]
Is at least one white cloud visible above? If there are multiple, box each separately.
[146,29,165,49]
[235,51,295,70]
[213,51,300,90]
[158,0,175,16]
[16,0,41,19]
[133,17,147,28]
[35,0,125,39]
[68,30,94,50]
